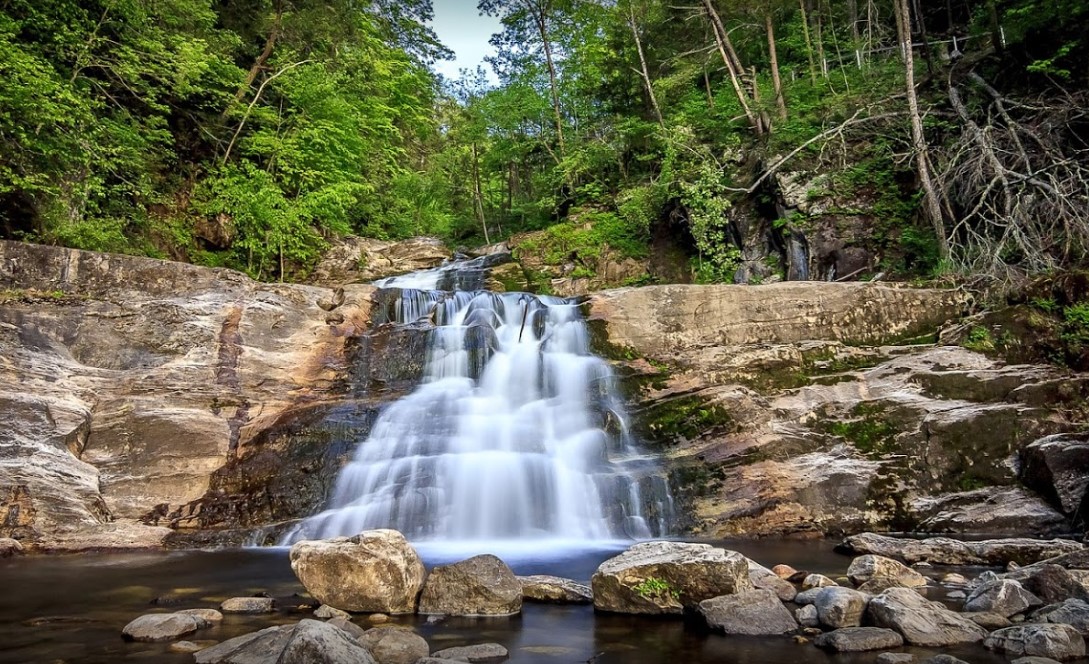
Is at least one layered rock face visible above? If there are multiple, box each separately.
[588,282,1088,537]
[0,240,401,549]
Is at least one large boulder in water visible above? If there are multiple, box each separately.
[195,619,376,664]
[984,624,1087,661]
[698,588,798,634]
[867,587,987,646]
[417,554,522,616]
[289,530,426,614]
[591,541,751,615]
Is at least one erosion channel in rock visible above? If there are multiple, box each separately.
[282,256,674,551]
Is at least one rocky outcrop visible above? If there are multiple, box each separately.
[846,555,926,589]
[194,620,377,664]
[310,236,451,286]
[984,624,1087,661]
[840,533,1084,566]
[591,541,751,615]
[964,579,1042,617]
[518,575,593,604]
[289,531,426,614]
[417,554,522,616]
[867,587,988,646]
[1022,434,1089,525]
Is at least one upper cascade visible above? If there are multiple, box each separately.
[283,257,673,546]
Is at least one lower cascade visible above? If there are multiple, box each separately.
[283,260,673,546]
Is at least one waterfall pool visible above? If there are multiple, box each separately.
[0,539,1006,664]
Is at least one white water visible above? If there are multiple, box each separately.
[283,261,672,548]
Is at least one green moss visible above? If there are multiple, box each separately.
[0,288,84,305]
[637,396,734,446]
[819,402,902,458]
[963,326,995,352]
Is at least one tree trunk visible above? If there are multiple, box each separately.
[534,13,566,157]
[986,0,1003,53]
[701,0,761,134]
[910,0,935,74]
[766,13,788,121]
[221,9,282,120]
[627,0,665,129]
[471,142,489,244]
[894,0,948,260]
[847,0,860,45]
[799,0,819,83]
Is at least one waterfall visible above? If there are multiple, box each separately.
[282,258,673,547]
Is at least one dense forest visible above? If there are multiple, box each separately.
[0,0,1086,285]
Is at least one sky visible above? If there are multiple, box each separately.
[429,0,502,82]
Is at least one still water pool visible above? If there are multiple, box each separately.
[0,539,1008,664]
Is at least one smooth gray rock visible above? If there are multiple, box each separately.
[814,627,904,652]
[220,596,274,614]
[358,627,429,664]
[801,573,838,590]
[867,587,987,646]
[1021,565,1089,604]
[964,579,1041,617]
[517,575,592,604]
[591,541,751,615]
[430,643,509,662]
[175,608,223,623]
[326,617,365,639]
[876,655,915,664]
[984,624,1086,661]
[418,555,522,617]
[967,611,1013,629]
[840,533,1083,566]
[314,605,351,620]
[795,604,819,627]
[792,588,822,606]
[1035,599,1089,635]
[747,560,798,602]
[847,555,926,589]
[1011,658,1064,664]
[698,589,798,635]
[921,656,970,664]
[812,586,869,628]
[121,613,208,642]
[195,620,376,664]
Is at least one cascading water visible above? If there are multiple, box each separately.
[283,257,673,549]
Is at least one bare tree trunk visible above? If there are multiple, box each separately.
[534,13,566,157]
[986,0,1003,53]
[702,0,761,134]
[814,8,827,77]
[222,9,282,120]
[627,0,665,129]
[910,0,935,74]
[766,13,788,121]
[799,0,819,83]
[848,0,860,45]
[703,67,715,107]
[472,143,489,244]
[895,0,948,259]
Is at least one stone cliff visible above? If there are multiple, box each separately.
[1,239,1084,550]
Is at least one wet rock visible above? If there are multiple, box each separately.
[430,643,509,662]
[840,533,1083,566]
[942,573,969,586]
[195,620,376,664]
[847,555,926,589]
[964,579,1042,617]
[984,624,1086,661]
[314,604,351,620]
[1011,658,1064,664]
[921,656,970,664]
[801,574,838,590]
[220,596,274,614]
[967,611,1013,629]
[812,586,869,629]
[1021,564,1089,604]
[792,588,822,606]
[358,626,429,664]
[910,487,1069,536]
[1034,599,1089,635]
[876,654,915,664]
[795,604,818,627]
[175,608,223,623]
[289,530,426,614]
[747,560,797,601]
[772,564,797,580]
[517,575,592,604]
[0,538,24,557]
[418,554,522,616]
[311,236,451,287]
[327,617,365,639]
[698,589,798,635]
[591,541,751,615]
[1022,433,1089,517]
[169,641,205,654]
[867,587,987,646]
[814,626,904,652]
[122,612,209,642]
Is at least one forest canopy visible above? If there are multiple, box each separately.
[0,0,1086,284]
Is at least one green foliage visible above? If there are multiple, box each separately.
[633,577,679,601]
[963,326,996,352]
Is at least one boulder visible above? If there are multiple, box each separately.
[964,579,1042,617]
[1021,565,1089,604]
[748,560,797,601]
[968,611,1013,629]
[772,564,798,580]
[984,624,1086,661]
[847,555,926,589]
[517,575,592,604]
[814,627,904,652]
[812,586,869,628]
[867,587,987,646]
[1022,433,1089,516]
[591,541,750,615]
[0,538,24,557]
[418,554,521,616]
[169,641,205,654]
[358,627,430,664]
[314,605,351,620]
[795,604,819,627]
[327,617,365,639]
[801,574,838,590]
[175,608,223,623]
[121,612,208,642]
[1011,658,1064,664]
[698,589,798,635]
[195,620,376,664]
[876,654,915,664]
[220,596,274,614]
[430,643,509,662]
[1034,599,1089,635]
[289,530,426,614]
[840,533,1083,566]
